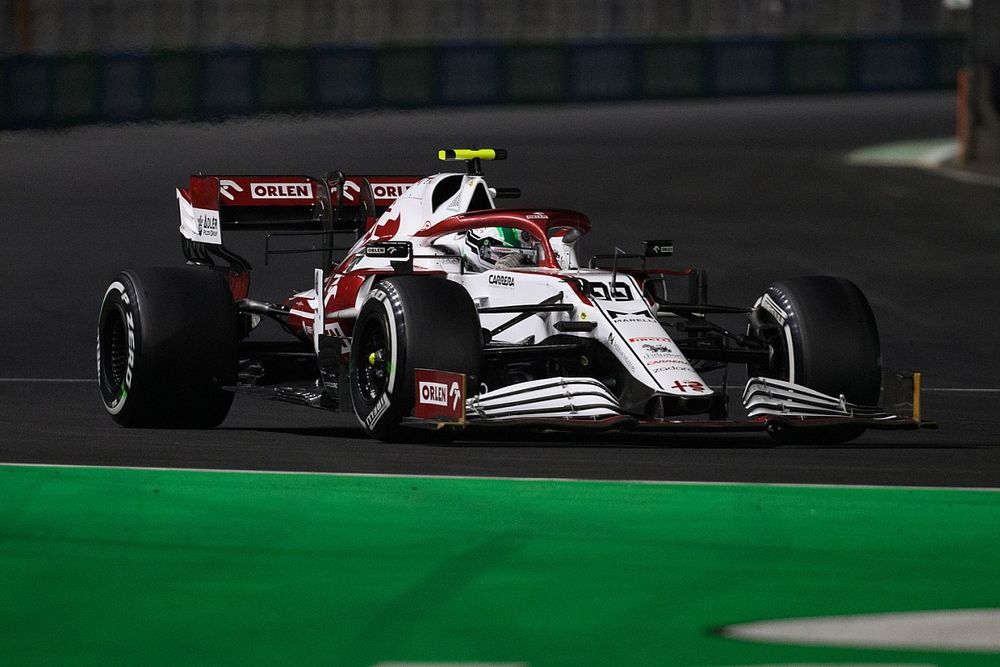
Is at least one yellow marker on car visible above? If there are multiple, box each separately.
[438,148,507,161]
[368,352,377,365]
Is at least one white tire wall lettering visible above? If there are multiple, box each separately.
[99,280,136,415]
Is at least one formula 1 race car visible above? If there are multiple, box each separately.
[98,149,929,443]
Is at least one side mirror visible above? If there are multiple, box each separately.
[561,228,582,244]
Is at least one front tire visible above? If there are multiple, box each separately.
[350,276,482,441]
[748,276,881,444]
[97,267,238,428]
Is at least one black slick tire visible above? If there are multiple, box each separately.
[97,267,238,428]
[350,276,482,442]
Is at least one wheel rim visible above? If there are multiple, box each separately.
[748,312,789,382]
[100,305,130,393]
[357,318,389,403]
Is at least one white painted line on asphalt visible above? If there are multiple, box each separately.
[722,608,1000,652]
[926,388,1000,393]
[846,138,1000,189]
[934,165,1000,188]
[3,378,998,392]
[2,462,998,492]
[0,377,95,382]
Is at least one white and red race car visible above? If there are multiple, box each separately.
[98,149,928,443]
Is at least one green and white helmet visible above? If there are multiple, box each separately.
[463,226,540,271]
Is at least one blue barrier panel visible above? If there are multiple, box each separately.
[712,40,781,95]
[3,56,51,128]
[314,48,375,109]
[438,45,502,105]
[377,46,436,107]
[99,53,147,122]
[149,51,201,120]
[0,35,966,131]
[313,48,375,109]
[201,49,257,117]
[259,49,310,113]
[858,37,928,90]
[52,55,98,125]
[504,45,568,102]
[783,39,854,93]
[570,44,638,101]
[641,42,708,98]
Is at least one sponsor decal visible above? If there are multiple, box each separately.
[526,212,548,220]
[340,180,362,202]
[629,336,673,343]
[646,354,688,366]
[419,381,448,406]
[364,241,411,259]
[671,380,706,393]
[371,183,411,200]
[219,179,243,201]
[606,333,636,372]
[489,274,515,287]
[250,182,314,199]
[364,394,391,429]
[609,309,654,322]
[641,342,674,355]
[646,357,688,366]
[651,365,695,373]
[413,369,465,422]
[123,299,135,395]
[643,239,674,257]
[196,212,219,239]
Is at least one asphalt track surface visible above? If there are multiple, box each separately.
[1,92,998,486]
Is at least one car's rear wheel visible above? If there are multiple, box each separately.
[350,276,482,442]
[747,276,881,444]
[97,267,238,427]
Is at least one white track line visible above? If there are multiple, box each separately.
[1,462,998,492]
[3,378,998,393]
[0,377,95,383]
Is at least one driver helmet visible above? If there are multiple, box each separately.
[463,227,539,271]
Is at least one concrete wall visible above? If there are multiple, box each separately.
[1,0,970,54]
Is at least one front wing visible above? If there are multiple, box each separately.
[402,373,934,435]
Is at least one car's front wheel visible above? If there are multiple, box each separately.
[747,275,881,444]
[350,276,482,441]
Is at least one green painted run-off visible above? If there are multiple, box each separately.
[1,464,998,665]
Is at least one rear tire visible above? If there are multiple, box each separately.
[97,267,238,428]
[747,276,881,444]
[350,276,482,442]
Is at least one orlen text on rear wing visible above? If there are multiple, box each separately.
[177,173,422,270]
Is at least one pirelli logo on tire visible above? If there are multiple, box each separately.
[413,369,465,423]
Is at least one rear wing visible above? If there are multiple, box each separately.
[177,173,423,269]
